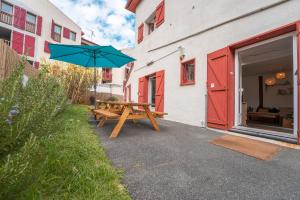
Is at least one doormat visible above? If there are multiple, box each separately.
[210,135,283,160]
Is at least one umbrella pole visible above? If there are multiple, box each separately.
[94,68,97,109]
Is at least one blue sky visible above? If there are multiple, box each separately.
[49,0,135,49]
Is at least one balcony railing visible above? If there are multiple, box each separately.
[0,11,12,25]
[3,39,10,46]
[25,21,36,33]
[53,33,61,42]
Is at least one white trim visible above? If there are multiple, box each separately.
[234,32,297,138]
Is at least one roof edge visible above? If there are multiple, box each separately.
[125,0,142,13]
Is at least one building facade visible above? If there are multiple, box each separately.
[125,0,300,144]
[0,0,82,67]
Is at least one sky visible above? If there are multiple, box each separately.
[49,0,135,49]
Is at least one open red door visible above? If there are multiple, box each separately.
[207,48,234,130]
[155,70,165,112]
[297,22,300,144]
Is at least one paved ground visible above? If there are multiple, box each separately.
[93,119,300,200]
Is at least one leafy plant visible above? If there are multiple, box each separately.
[0,59,67,160]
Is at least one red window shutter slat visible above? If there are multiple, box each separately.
[24,35,35,57]
[51,20,55,39]
[13,6,26,30]
[137,24,144,44]
[44,41,51,53]
[12,31,24,54]
[63,27,70,39]
[36,16,43,36]
[155,1,165,28]
[155,70,165,112]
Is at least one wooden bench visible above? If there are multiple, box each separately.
[94,109,121,127]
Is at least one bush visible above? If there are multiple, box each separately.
[41,60,97,104]
[0,59,67,160]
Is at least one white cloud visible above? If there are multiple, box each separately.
[49,0,135,49]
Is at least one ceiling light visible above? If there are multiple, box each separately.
[276,72,286,80]
[265,77,276,86]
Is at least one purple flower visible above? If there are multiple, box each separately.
[5,118,13,126]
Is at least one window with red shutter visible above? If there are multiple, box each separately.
[13,6,26,30]
[137,23,144,44]
[24,35,35,57]
[181,59,195,86]
[155,1,165,28]
[44,41,51,53]
[63,27,70,39]
[36,16,43,36]
[12,31,24,54]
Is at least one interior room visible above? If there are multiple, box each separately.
[238,35,295,135]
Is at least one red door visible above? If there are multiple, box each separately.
[297,22,300,144]
[155,70,165,112]
[207,48,231,130]
[138,76,148,104]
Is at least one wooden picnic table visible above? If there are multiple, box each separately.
[94,101,161,139]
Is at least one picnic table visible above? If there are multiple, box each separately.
[92,101,166,138]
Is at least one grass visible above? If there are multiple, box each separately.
[0,105,131,200]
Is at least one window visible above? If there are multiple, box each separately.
[70,31,76,41]
[26,13,36,33]
[1,2,13,15]
[0,1,13,24]
[54,24,61,34]
[53,24,62,42]
[181,59,195,85]
[146,12,156,35]
[26,13,36,24]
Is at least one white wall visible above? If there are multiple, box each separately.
[126,0,300,127]
[243,72,293,109]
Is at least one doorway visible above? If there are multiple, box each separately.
[235,33,297,139]
[148,76,156,110]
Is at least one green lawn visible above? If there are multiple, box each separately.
[0,105,131,200]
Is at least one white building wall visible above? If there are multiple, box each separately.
[126,0,300,127]
[1,0,82,63]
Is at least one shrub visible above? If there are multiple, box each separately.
[41,60,97,104]
[0,59,67,160]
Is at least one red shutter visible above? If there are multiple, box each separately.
[36,16,43,36]
[63,27,70,39]
[12,31,24,54]
[155,1,165,28]
[13,6,26,30]
[138,76,148,104]
[155,70,165,112]
[34,61,40,69]
[51,20,55,39]
[297,22,300,144]
[24,35,35,57]
[44,41,51,53]
[137,24,144,44]
[207,48,234,130]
